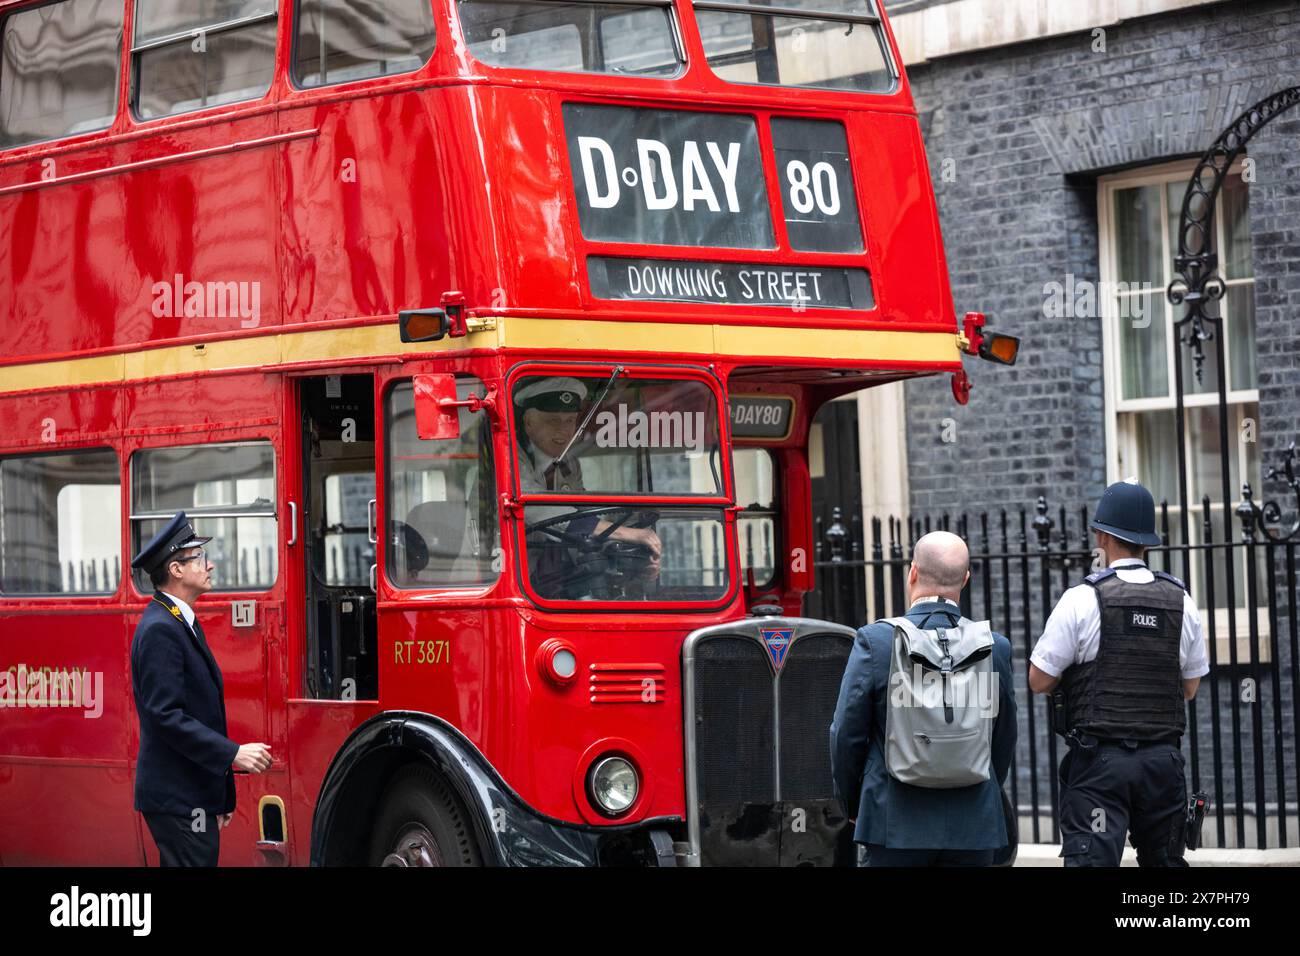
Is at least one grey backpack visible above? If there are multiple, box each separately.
[883,616,997,789]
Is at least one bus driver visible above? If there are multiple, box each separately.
[515,377,661,597]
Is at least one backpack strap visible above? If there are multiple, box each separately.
[884,616,993,669]
[883,616,921,635]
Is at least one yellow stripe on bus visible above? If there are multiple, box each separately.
[0,318,959,394]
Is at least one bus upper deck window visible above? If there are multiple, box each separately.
[694,0,895,94]
[133,1,278,120]
[458,0,683,78]
[294,0,436,89]
[0,0,123,149]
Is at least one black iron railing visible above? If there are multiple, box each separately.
[807,496,1299,849]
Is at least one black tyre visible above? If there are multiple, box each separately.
[368,763,483,867]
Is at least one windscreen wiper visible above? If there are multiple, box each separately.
[554,365,623,470]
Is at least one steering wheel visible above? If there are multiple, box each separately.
[524,505,633,548]
[524,506,660,595]
[389,521,430,573]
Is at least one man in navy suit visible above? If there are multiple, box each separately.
[130,512,272,866]
[831,531,1017,866]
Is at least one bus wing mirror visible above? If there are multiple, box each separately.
[960,311,1019,366]
[400,308,449,343]
[413,374,461,440]
[979,333,1020,366]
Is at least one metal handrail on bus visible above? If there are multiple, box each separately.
[129,509,278,520]
[131,11,279,55]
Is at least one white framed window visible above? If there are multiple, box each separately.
[133,1,278,120]
[1098,159,1265,656]
[130,440,278,592]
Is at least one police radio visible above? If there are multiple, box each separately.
[1049,688,1070,739]
[1185,790,1208,851]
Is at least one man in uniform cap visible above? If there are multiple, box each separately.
[515,376,592,495]
[129,511,272,866]
[515,376,661,596]
[1029,480,1208,866]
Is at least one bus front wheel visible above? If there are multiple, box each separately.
[369,763,483,866]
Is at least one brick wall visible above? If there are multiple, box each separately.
[901,0,1299,523]
[891,0,1300,838]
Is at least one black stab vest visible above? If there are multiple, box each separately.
[1061,568,1187,742]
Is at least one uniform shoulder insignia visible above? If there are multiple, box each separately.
[1083,567,1116,586]
[152,596,182,619]
[1154,570,1189,592]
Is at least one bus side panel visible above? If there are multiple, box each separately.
[473,86,579,316]
[278,90,460,327]
[120,372,283,435]
[377,606,495,747]
[0,114,283,362]
[0,611,139,865]
[0,386,138,865]
[849,110,957,329]
[285,700,382,866]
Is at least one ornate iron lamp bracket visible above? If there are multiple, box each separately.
[1166,87,1300,384]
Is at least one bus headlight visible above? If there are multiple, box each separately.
[588,755,639,816]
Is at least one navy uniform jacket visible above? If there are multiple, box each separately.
[830,600,1017,849]
[130,592,239,816]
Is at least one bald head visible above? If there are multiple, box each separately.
[911,531,970,598]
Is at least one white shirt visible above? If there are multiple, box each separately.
[158,590,197,634]
[909,595,960,611]
[517,442,584,494]
[517,442,589,530]
[1030,559,1209,680]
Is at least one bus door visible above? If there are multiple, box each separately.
[291,374,379,705]
[124,371,287,865]
[727,386,812,614]
[373,361,503,746]
[280,371,385,866]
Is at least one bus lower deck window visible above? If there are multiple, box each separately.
[129,441,278,592]
[0,449,121,596]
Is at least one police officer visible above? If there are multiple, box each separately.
[1029,480,1209,866]
[514,377,661,595]
[130,512,272,866]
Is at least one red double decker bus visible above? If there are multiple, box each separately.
[0,0,1011,866]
